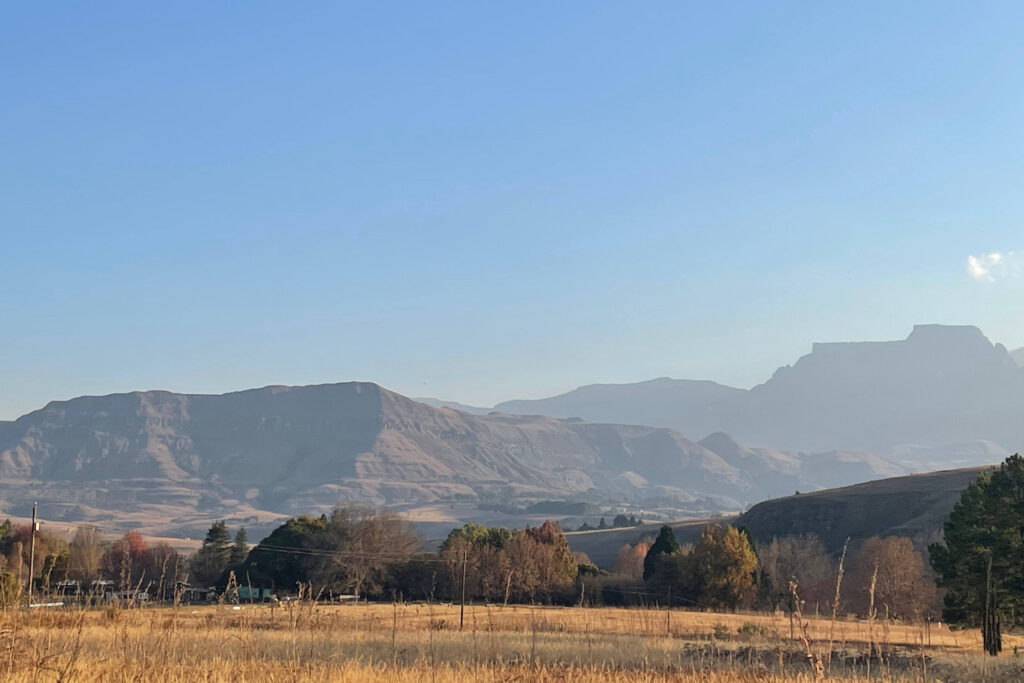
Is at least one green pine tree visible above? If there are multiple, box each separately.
[229,527,249,568]
[930,454,1024,655]
[191,520,233,586]
[643,525,680,581]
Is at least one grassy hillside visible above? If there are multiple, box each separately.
[569,466,988,568]
[737,467,987,554]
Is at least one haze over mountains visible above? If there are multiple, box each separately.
[0,323,1017,537]
[493,325,1024,457]
[0,382,905,536]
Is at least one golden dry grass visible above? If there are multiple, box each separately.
[1,602,1020,682]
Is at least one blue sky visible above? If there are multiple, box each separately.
[2,2,1023,419]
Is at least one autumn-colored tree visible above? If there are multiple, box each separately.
[524,521,577,599]
[102,531,150,590]
[504,521,577,603]
[684,524,758,609]
[612,541,651,582]
[441,520,576,604]
[0,524,68,589]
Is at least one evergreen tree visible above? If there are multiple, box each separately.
[229,528,249,568]
[239,515,328,589]
[931,454,1024,655]
[643,525,680,581]
[598,518,608,530]
[191,520,233,586]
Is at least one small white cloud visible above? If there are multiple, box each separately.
[967,251,1020,282]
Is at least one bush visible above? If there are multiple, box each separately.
[737,621,771,639]
[0,572,19,608]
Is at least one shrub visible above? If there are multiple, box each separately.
[0,572,19,608]
[737,621,771,639]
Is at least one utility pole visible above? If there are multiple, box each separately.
[459,548,468,630]
[27,502,37,608]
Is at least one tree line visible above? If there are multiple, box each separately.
[2,452,1021,660]
[629,523,937,619]
[0,506,944,617]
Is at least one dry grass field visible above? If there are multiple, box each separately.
[2,602,1023,682]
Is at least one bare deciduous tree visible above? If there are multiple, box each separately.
[849,536,936,619]
[69,525,104,587]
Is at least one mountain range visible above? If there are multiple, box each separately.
[1,323,1018,537]
[0,383,905,536]
[490,325,1024,454]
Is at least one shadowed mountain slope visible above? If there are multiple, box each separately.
[567,466,986,569]
[736,466,987,554]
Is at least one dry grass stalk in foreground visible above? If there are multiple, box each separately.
[1,603,1022,682]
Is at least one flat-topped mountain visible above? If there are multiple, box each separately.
[734,325,1022,451]
[0,382,904,535]
[496,325,1024,454]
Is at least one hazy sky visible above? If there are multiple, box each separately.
[2,2,1023,420]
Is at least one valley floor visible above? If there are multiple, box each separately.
[3,602,1021,682]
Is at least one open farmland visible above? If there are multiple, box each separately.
[3,602,1023,682]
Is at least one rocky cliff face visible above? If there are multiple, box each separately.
[731,325,1023,450]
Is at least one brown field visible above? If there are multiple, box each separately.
[2,602,1022,682]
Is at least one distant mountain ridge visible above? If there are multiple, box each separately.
[1014,347,1024,367]
[496,378,743,436]
[495,325,1024,454]
[411,397,492,415]
[0,383,906,536]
